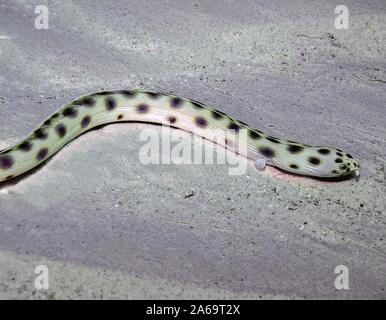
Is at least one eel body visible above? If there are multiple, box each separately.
[0,89,360,182]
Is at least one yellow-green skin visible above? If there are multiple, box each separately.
[0,89,360,182]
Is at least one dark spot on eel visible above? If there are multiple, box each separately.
[137,104,149,113]
[170,97,183,108]
[82,97,96,107]
[318,148,330,155]
[119,90,137,98]
[93,91,114,96]
[288,144,304,154]
[195,116,208,128]
[248,130,261,139]
[308,156,321,165]
[34,128,48,140]
[55,123,66,138]
[258,147,275,158]
[0,155,13,169]
[36,148,49,161]
[18,141,33,152]
[211,110,224,120]
[73,97,96,107]
[228,122,241,132]
[81,115,91,128]
[146,92,159,99]
[168,116,177,124]
[105,96,117,110]
[63,107,78,118]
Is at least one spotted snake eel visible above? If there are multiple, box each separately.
[0,89,360,182]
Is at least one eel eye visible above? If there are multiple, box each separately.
[340,164,347,170]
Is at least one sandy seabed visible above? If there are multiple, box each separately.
[0,0,385,299]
